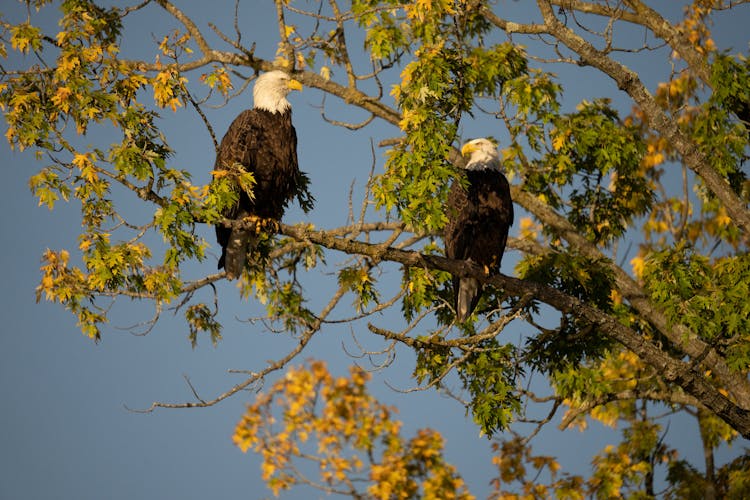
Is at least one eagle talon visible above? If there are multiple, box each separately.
[239,215,279,234]
[240,215,262,233]
[261,218,280,234]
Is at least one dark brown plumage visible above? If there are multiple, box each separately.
[444,138,513,322]
[214,71,304,279]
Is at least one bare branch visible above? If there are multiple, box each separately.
[131,283,348,412]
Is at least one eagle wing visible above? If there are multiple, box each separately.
[213,109,304,279]
[214,109,264,279]
[444,170,513,321]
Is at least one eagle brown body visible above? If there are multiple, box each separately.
[214,71,303,279]
[444,139,513,321]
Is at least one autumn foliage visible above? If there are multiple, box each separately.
[2,0,750,498]
[233,361,472,499]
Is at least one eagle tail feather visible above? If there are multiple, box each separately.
[456,277,481,322]
[222,227,257,281]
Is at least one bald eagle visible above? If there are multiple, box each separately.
[444,138,514,322]
[214,70,309,279]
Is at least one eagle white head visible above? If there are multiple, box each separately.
[460,138,500,171]
[253,70,303,114]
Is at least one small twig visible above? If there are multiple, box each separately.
[183,374,206,404]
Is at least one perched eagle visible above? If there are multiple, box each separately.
[444,138,514,322]
[214,70,305,279]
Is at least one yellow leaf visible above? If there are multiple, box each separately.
[56,54,80,78]
[552,130,568,151]
[630,256,645,279]
[81,44,102,62]
[72,152,91,170]
[273,56,291,68]
[519,216,539,240]
[5,126,16,144]
[591,405,619,428]
[715,207,731,227]
[167,97,182,112]
[41,274,54,291]
[210,169,230,179]
[261,460,276,480]
[51,86,73,113]
[643,151,664,168]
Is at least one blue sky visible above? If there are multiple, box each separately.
[1,1,748,499]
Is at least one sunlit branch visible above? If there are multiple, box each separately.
[317,94,376,130]
[518,396,562,446]
[276,222,750,437]
[621,0,712,84]
[558,388,702,431]
[154,0,211,55]
[181,80,218,151]
[328,0,356,87]
[116,299,162,336]
[208,21,255,61]
[385,348,473,395]
[274,0,295,68]
[323,288,406,324]
[121,0,152,16]
[343,326,398,372]
[287,454,365,498]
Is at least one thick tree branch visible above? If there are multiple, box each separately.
[279,222,750,438]
[550,0,642,25]
[511,188,750,409]
[481,7,549,35]
[621,0,712,84]
[154,0,212,55]
[532,0,750,236]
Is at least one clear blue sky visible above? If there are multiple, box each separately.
[1,2,748,499]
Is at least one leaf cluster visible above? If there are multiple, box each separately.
[233,360,472,499]
[371,1,527,233]
[526,100,652,245]
[643,244,750,371]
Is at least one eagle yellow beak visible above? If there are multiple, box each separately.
[288,78,303,91]
[461,142,477,157]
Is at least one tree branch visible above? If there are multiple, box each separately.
[279,222,750,438]
[533,0,750,236]
[133,283,348,412]
[511,188,750,409]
